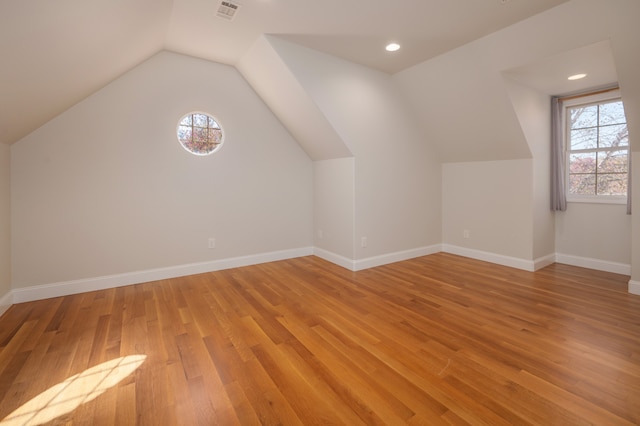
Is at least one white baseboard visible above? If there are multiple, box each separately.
[313,248,356,270]
[5,245,637,306]
[353,245,442,271]
[0,290,12,318]
[441,244,539,272]
[440,245,631,276]
[12,247,314,304]
[533,254,556,271]
[314,245,442,271]
[555,253,631,275]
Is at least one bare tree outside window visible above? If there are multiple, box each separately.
[567,100,628,196]
[177,112,224,156]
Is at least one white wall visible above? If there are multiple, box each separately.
[397,0,639,275]
[556,203,631,269]
[237,35,352,161]
[442,160,533,263]
[269,38,442,261]
[314,158,355,261]
[394,37,532,163]
[0,143,10,309]
[503,77,555,260]
[11,51,313,289]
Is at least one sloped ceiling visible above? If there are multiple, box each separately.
[0,0,568,146]
[504,40,619,96]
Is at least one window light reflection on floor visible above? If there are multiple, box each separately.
[0,354,146,426]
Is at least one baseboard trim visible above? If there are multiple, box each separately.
[314,245,442,271]
[533,254,556,271]
[6,245,637,306]
[441,244,538,272]
[12,247,314,304]
[313,248,355,270]
[555,253,631,275]
[353,245,442,271]
[0,290,12,318]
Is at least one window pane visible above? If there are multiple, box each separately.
[597,150,628,173]
[599,101,626,126]
[569,174,595,195]
[569,152,596,173]
[208,116,220,129]
[597,174,627,196]
[599,123,628,148]
[177,125,192,143]
[193,127,208,142]
[208,128,223,144]
[570,128,597,150]
[193,113,208,127]
[177,112,224,156]
[570,105,597,129]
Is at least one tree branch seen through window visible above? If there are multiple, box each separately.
[567,99,628,197]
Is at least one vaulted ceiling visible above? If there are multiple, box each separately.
[0,0,570,146]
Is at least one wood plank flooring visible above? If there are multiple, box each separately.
[1,253,639,425]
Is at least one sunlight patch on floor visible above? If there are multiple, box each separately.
[1,354,146,426]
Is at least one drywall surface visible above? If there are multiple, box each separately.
[442,159,533,261]
[395,0,640,160]
[269,37,442,260]
[0,144,10,300]
[503,77,555,260]
[555,203,631,266]
[314,158,355,260]
[237,35,352,161]
[394,33,531,163]
[11,51,313,288]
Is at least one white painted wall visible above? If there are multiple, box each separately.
[442,160,533,262]
[397,0,639,276]
[503,77,555,260]
[556,203,631,267]
[237,36,352,161]
[268,38,442,260]
[11,51,313,288]
[394,37,532,163]
[0,144,10,305]
[314,158,355,261]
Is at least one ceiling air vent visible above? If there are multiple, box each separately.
[217,1,240,20]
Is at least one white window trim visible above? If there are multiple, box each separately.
[563,89,628,205]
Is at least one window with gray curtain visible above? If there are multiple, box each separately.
[551,89,631,215]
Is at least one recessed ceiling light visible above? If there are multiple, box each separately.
[568,73,587,81]
[385,43,400,52]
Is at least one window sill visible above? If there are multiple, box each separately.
[567,196,627,205]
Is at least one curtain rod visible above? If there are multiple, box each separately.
[557,86,619,102]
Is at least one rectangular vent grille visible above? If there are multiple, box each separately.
[217,1,240,20]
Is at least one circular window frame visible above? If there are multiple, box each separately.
[176,111,225,156]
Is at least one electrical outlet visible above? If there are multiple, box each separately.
[208,238,216,249]
[463,230,470,239]
[317,229,323,239]
[361,237,367,248]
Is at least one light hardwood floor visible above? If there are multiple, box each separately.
[1,253,639,425]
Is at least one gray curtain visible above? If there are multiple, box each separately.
[628,152,632,215]
[551,96,567,211]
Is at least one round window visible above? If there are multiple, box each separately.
[177,112,224,156]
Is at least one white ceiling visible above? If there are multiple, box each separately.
[504,40,619,96]
[0,0,569,146]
